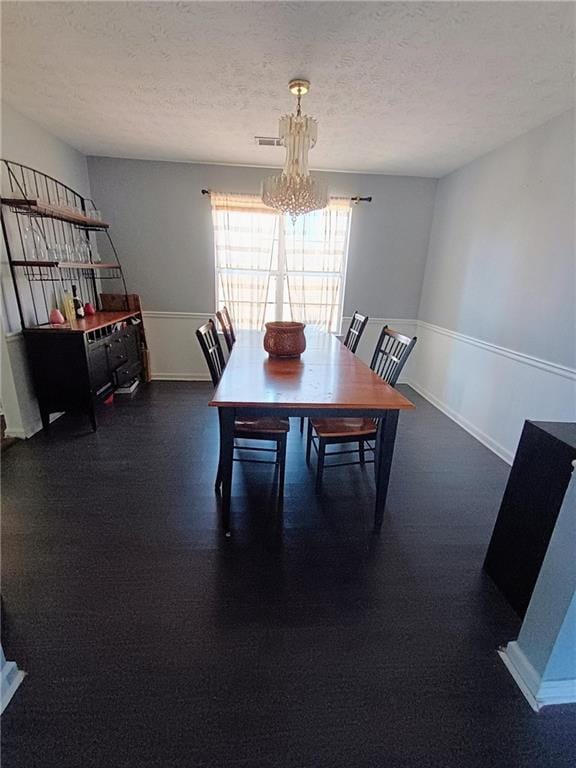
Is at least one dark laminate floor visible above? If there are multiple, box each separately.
[2,383,575,767]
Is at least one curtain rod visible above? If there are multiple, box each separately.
[201,189,372,204]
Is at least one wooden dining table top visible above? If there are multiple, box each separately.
[210,327,415,411]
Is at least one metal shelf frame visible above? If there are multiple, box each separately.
[1,159,129,329]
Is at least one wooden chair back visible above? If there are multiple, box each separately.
[216,306,236,353]
[196,319,226,386]
[343,311,369,353]
[370,326,417,387]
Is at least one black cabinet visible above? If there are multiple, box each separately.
[483,421,576,617]
[24,311,143,431]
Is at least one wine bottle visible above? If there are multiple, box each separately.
[62,290,76,324]
[72,285,85,318]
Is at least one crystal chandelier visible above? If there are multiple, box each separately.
[262,79,328,221]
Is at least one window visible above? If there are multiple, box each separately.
[211,193,352,332]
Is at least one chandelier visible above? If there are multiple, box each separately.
[262,79,328,220]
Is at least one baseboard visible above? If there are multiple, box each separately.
[0,660,26,714]
[139,313,574,469]
[406,378,514,465]
[4,411,63,440]
[150,372,211,382]
[3,427,28,439]
[538,678,576,708]
[498,643,541,711]
[498,642,576,711]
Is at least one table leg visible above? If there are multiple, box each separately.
[218,407,235,533]
[374,409,399,531]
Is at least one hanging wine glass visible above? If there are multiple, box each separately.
[22,221,47,261]
[89,231,102,263]
[46,245,57,263]
[77,240,91,263]
[35,231,48,260]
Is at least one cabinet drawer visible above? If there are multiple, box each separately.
[114,361,141,387]
[105,333,128,370]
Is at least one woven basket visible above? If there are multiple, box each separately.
[263,321,306,358]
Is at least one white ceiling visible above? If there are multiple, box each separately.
[2,1,574,177]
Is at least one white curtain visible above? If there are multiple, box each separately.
[284,198,352,332]
[211,192,278,329]
[210,193,352,331]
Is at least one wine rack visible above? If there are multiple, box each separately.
[1,160,149,431]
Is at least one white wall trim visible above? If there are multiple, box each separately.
[409,320,576,464]
[537,678,576,709]
[151,372,211,382]
[4,314,573,454]
[141,312,574,466]
[406,377,514,464]
[0,660,26,715]
[5,331,24,345]
[143,310,213,320]
[498,642,576,711]
[353,317,416,327]
[498,642,541,711]
[144,311,419,327]
[418,321,576,381]
[4,411,62,440]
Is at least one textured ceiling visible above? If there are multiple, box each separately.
[2,1,574,176]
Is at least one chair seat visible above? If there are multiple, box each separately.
[310,417,377,438]
[235,418,290,435]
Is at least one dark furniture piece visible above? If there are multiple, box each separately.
[342,310,369,353]
[25,311,143,431]
[483,421,576,618]
[307,326,417,491]
[1,160,146,431]
[300,310,369,434]
[210,327,414,533]
[196,320,289,503]
[196,319,226,386]
[216,306,236,354]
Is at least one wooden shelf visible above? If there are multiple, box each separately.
[11,260,121,270]
[24,311,140,334]
[1,198,109,229]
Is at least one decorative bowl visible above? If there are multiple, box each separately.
[263,321,306,359]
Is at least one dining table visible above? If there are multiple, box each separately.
[209,326,415,531]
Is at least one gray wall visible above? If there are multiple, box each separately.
[2,101,90,199]
[418,109,575,368]
[87,158,436,319]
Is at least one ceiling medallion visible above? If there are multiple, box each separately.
[261,79,328,221]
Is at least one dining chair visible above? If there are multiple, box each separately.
[306,325,417,491]
[342,310,369,353]
[300,310,369,434]
[216,306,236,354]
[196,320,289,499]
